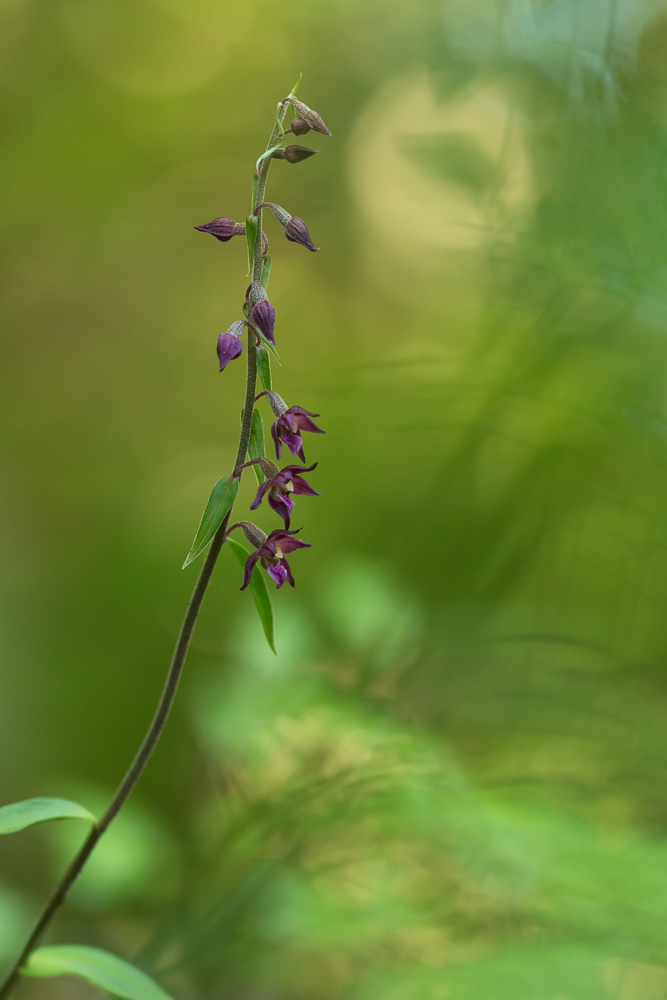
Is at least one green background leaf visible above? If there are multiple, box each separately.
[228,538,275,654]
[183,475,238,569]
[24,945,174,1000]
[248,408,266,484]
[0,798,95,836]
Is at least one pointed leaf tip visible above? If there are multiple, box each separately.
[0,797,96,836]
[24,945,175,1000]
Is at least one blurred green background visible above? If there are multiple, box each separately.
[4,0,667,996]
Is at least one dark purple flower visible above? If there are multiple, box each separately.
[272,406,325,462]
[250,299,276,345]
[194,217,242,242]
[285,217,319,252]
[250,463,320,529]
[242,528,312,590]
[217,320,245,371]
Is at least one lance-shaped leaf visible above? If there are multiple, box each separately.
[256,345,272,391]
[24,945,175,1000]
[248,409,266,484]
[253,326,281,363]
[245,214,258,274]
[260,255,272,289]
[0,797,96,835]
[256,143,284,173]
[228,539,275,654]
[183,475,239,569]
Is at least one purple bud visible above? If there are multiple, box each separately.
[289,117,311,136]
[194,217,240,242]
[216,323,244,371]
[285,98,332,137]
[285,217,319,252]
[282,145,318,164]
[251,300,276,345]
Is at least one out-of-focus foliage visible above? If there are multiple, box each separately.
[4,0,667,997]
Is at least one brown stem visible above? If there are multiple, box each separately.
[0,95,290,1000]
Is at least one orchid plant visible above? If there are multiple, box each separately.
[0,81,330,1000]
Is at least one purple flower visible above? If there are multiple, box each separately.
[285,98,332,137]
[250,300,276,345]
[194,217,241,242]
[273,145,318,164]
[272,406,325,462]
[242,529,312,590]
[250,462,320,529]
[216,319,245,371]
[285,217,319,252]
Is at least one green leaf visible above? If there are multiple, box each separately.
[256,345,272,391]
[274,102,286,139]
[290,72,302,96]
[228,539,276,654]
[260,255,272,289]
[183,475,238,569]
[245,214,258,274]
[24,945,175,1000]
[251,172,258,208]
[0,797,96,835]
[248,409,266,484]
[253,326,281,362]
[255,144,284,173]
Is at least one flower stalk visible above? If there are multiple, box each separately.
[0,86,330,999]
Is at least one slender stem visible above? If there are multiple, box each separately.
[0,97,290,1000]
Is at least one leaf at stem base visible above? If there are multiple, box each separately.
[0,798,96,835]
[24,945,175,1000]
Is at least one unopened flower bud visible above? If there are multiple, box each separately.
[285,217,319,252]
[194,217,241,242]
[217,321,245,371]
[289,117,311,136]
[250,299,276,345]
[283,145,318,164]
[285,98,332,137]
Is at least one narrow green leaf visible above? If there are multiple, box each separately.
[228,539,276,654]
[251,172,258,209]
[290,72,303,96]
[253,326,281,362]
[275,101,286,138]
[255,144,284,173]
[260,255,273,289]
[256,345,272,391]
[24,945,174,1000]
[248,409,266,484]
[0,798,96,835]
[245,214,258,275]
[183,475,239,569]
